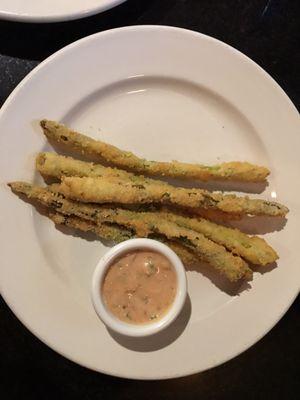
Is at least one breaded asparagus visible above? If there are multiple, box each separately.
[101,213,253,281]
[36,152,136,181]
[58,176,288,217]
[9,181,277,265]
[40,119,270,182]
[36,152,242,221]
[9,182,252,281]
[48,212,200,267]
[159,210,277,265]
[49,183,275,264]
[46,186,273,265]
[49,212,133,242]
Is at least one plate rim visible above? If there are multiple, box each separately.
[0,0,127,23]
[1,25,298,115]
[0,25,299,380]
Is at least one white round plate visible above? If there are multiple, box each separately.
[0,26,299,380]
[0,0,127,23]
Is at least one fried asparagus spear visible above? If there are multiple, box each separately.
[48,212,200,267]
[36,152,242,221]
[58,176,288,217]
[50,184,275,265]
[158,210,278,266]
[49,212,134,243]
[36,152,136,181]
[9,181,277,265]
[40,119,270,182]
[37,152,287,217]
[9,182,252,281]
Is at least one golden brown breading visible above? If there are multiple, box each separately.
[9,181,278,265]
[36,152,242,221]
[48,212,133,242]
[159,211,277,265]
[58,176,289,217]
[36,152,135,181]
[9,182,252,282]
[40,120,270,182]
[48,212,200,267]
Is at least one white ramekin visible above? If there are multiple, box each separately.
[91,238,187,337]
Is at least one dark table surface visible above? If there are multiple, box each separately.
[1,1,299,398]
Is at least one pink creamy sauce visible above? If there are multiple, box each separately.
[102,250,177,324]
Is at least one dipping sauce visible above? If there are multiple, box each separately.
[102,250,177,324]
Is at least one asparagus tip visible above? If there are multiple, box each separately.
[40,119,46,128]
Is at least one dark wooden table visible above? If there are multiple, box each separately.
[1,1,299,398]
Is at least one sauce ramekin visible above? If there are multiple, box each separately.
[91,238,187,337]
